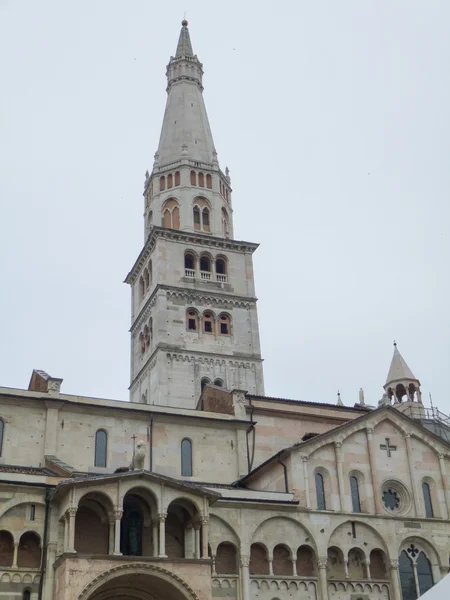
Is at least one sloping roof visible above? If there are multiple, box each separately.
[236,405,450,487]
[385,345,418,385]
[0,464,57,476]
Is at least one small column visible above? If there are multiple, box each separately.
[12,542,19,569]
[334,442,345,512]
[366,428,382,514]
[344,560,349,579]
[152,520,159,557]
[194,522,201,559]
[108,520,115,554]
[302,456,311,508]
[114,509,123,555]
[364,561,371,580]
[268,557,274,577]
[404,434,420,516]
[158,513,167,557]
[389,560,402,600]
[438,454,450,519]
[240,555,251,600]
[317,558,329,600]
[63,515,69,552]
[201,515,209,559]
[211,554,217,576]
[43,542,57,600]
[67,507,77,553]
[291,557,297,576]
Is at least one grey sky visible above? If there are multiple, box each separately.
[1,1,449,413]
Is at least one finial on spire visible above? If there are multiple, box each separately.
[182,18,188,27]
[393,340,397,347]
[359,387,365,405]
[176,18,193,57]
[337,391,343,406]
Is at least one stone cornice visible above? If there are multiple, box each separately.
[131,285,257,333]
[124,227,259,285]
[130,347,263,390]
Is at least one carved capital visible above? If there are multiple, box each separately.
[335,441,342,449]
[390,560,399,570]
[317,557,328,569]
[240,555,250,568]
[438,453,445,461]
[67,507,77,518]
[301,455,308,463]
[404,433,412,439]
[201,515,210,526]
[366,427,374,435]
[158,512,167,523]
[114,509,123,520]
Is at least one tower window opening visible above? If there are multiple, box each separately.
[30,505,35,521]
[202,208,210,232]
[203,312,214,334]
[193,206,201,229]
[198,172,204,187]
[200,256,211,272]
[214,379,223,387]
[216,258,226,275]
[190,171,197,186]
[139,332,145,356]
[206,174,212,189]
[219,314,231,335]
[167,173,173,188]
[175,171,180,186]
[159,176,165,191]
[187,310,198,331]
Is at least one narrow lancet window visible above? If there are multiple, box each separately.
[95,429,107,467]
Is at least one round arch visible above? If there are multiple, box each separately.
[250,516,317,556]
[208,513,241,552]
[77,563,201,600]
[398,536,442,567]
[328,520,390,558]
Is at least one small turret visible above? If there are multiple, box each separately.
[384,342,422,403]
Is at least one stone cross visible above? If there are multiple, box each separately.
[380,438,397,458]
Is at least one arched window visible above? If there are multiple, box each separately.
[198,172,204,187]
[273,544,292,576]
[162,199,180,230]
[184,252,196,277]
[315,472,326,510]
[206,174,212,189]
[200,255,211,273]
[350,476,361,513]
[181,438,192,476]
[215,542,238,574]
[422,482,433,518]
[417,551,434,596]
[167,173,173,188]
[190,171,196,185]
[202,208,210,232]
[139,332,145,355]
[95,429,107,467]
[201,378,210,391]
[214,379,223,387]
[149,317,153,340]
[148,211,153,228]
[193,206,201,230]
[18,532,41,568]
[399,551,416,600]
[203,312,215,334]
[144,324,150,349]
[0,418,4,457]
[143,268,149,292]
[250,543,269,575]
[23,590,31,600]
[186,310,198,331]
[159,176,165,191]
[219,314,231,335]
[174,171,180,186]
[139,276,145,300]
[216,257,227,275]
[0,531,14,566]
[222,208,229,238]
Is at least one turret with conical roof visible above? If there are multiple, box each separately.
[384,342,422,403]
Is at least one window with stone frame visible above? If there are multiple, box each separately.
[203,312,215,334]
[422,482,434,518]
[350,476,361,513]
[95,429,107,468]
[315,472,326,510]
[186,310,198,331]
[181,438,193,476]
[219,313,231,335]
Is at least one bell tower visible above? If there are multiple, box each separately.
[125,21,265,408]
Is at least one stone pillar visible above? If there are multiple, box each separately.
[67,508,77,553]
[194,522,201,559]
[43,542,58,600]
[240,555,251,600]
[201,515,209,559]
[291,557,297,576]
[334,442,345,512]
[344,560,349,579]
[366,428,382,514]
[12,542,18,569]
[268,558,274,577]
[108,520,115,554]
[317,558,329,600]
[389,560,402,600]
[404,434,420,516]
[158,513,167,557]
[438,453,450,519]
[364,561,371,580]
[152,520,159,557]
[114,509,123,555]
[63,515,69,551]
[302,456,311,508]
[211,554,217,576]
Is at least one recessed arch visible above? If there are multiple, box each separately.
[186,309,199,332]
[17,531,41,568]
[251,516,317,555]
[162,198,180,230]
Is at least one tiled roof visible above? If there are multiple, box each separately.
[0,464,56,476]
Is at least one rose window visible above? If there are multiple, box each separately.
[382,488,400,510]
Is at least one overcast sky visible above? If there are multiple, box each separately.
[1,1,449,413]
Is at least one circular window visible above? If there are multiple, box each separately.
[381,480,411,515]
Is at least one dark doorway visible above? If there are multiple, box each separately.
[121,496,144,556]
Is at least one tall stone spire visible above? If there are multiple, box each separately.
[384,343,422,403]
[155,19,216,166]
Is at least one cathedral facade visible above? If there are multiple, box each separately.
[0,20,449,600]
